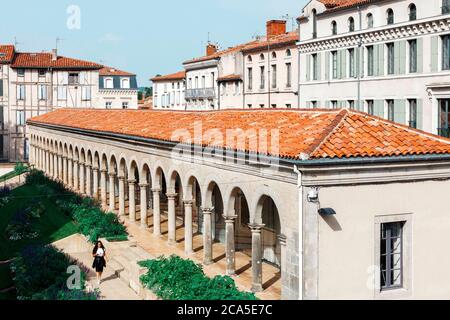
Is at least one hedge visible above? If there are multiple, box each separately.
[139,255,257,300]
[26,170,128,243]
[10,244,98,300]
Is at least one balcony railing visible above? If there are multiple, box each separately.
[185,88,215,99]
[438,127,450,138]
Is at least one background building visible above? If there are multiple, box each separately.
[97,66,138,109]
[151,71,186,110]
[297,0,450,136]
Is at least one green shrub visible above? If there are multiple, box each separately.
[14,162,28,175]
[139,255,257,300]
[10,244,97,300]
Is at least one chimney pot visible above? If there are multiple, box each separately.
[266,20,287,39]
[51,49,57,61]
[206,43,218,56]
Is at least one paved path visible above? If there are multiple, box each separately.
[71,252,142,300]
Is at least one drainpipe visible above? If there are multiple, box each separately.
[357,5,362,111]
[293,164,304,300]
[297,19,301,109]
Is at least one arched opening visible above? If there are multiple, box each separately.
[166,170,184,243]
[367,13,374,28]
[312,9,317,38]
[331,20,337,35]
[228,187,251,255]
[108,155,118,212]
[408,3,416,21]
[247,55,252,62]
[285,49,291,57]
[387,8,394,25]
[348,17,355,32]
[271,52,277,59]
[259,53,265,61]
[260,196,281,267]
[138,163,152,227]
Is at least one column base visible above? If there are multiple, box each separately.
[140,223,148,229]
[168,240,176,246]
[251,283,263,293]
[226,269,236,276]
[185,249,194,256]
[203,259,213,266]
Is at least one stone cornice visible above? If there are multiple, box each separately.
[299,15,450,53]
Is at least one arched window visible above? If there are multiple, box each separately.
[387,9,394,25]
[259,53,265,61]
[331,21,337,35]
[285,49,291,57]
[348,17,355,32]
[312,9,317,39]
[271,52,277,59]
[408,3,417,21]
[247,55,252,62]
[444,0,450,14]
[367,13,374,28]
[104,78,113,89]
[121,78,130,89]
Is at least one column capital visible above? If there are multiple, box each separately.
[62,156,68,160]
[108,171,116,177]
[73,160,79,164]
[92,166,99,172]
[118,175,126,181]
[223,215,238,223]
[140,183,149,188]
[183,199,194,206]
[85,164,92,169]
[249,223,265,232]
[166,193,178,199]
[100,168,108,173]
[128,179,137,185]
[151,187,161,193]
[201,207,214,214]
[277,234,287,246]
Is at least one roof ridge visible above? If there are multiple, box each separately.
[306,109,350,158]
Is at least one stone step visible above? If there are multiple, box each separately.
[108,259,125,275]
[130,246,154,262]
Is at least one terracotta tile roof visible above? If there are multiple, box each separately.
[241,31,299,53]
[11,52,102,69]
[183,42,256,65]
[217,74,242,82]
[0,45,15,64]
[100,66,135,76]
[28,108,450,161]
[151,71,186,82]
[319,0,376,11]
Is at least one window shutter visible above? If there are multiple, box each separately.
[417,38,423,73]
[373,45,379,76]
[394,41,400,74]
[417,99,423,130]
[356,47,361,78]
[378,44,385,76]
[399,41,406,74]
[306,55,311,81]
[430,36,439,72]
[0,79,3,97]
[374,100,384,117]
[336,51,341,79]
[325,100,330,108]
[317,53,322,81]
[325,51,330,80]
[341,50,346,79]
[394,100,406,124]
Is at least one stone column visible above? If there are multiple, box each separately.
[152,188,161,236]
[167,192,177,245]
[53,153,58,179]
[109,172,116,212]
[63,156,68,185]
[48,152,53,177]
[250,224,265,292]
[100,169,108,208]
[58,155,63,181]
[79,162,85,194]
[68,158,73,188]
[140,183,148,228]
[128,179,136,222]
[118,175,126,216]
[184,200,194,255]
[47,151,51,175]
[278,234,288,299]
[85,165,92,197]
[224,215,238,276]
[73,160,79,191]
[92,167,99,199]
[202,207,213,265]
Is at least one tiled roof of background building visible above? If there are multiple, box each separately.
[0,45,15,63]
[100,66,135,76]
[28,108,450,161]
[241,31,298,53]
[11,52,102,69]
[319,0,377,11]
[151,71,186,82]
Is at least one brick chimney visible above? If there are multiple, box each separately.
[266,20,287,39]
[51,49,57,61]
[206,43,218,56]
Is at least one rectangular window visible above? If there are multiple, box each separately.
[38,85,47,100]
[409,39,417,73]
[81,86,91,101]
[202,76,206,88]
[211,72,215,88]
[286,104,292,109]
[105,102,112,109]
[57,86,67,100]
[24,138,29,161]
[331,100,338,109]
[68,73,79,85]
[195,77,198,88]
[387,99,395,121]
[443,35,450,71]
[0,106,3,130]
[188,78,192,89]
[348,100,355,109]
[248,67,253,90]
[286,63,292,87]
[17,85,25,100]
[259,104,264,108]
[387,43,395,75]
[367,100,374,115]
[311,101,317,108]
[234,82,239,95]
[16,110,25,126]
[312,54,318,80]
[17,69,25,77]
[367,46,374,76]
[247,104,252,108]
[349,48,355,78]
[122,102,128,109]
[408,99,417,128]
[0,79,3,97]
[332,51,338,79]
[443,0,450,14]
[271,64,277,88]
[439,99,450,137]
[38,69,46,77]
[260,66,265,89]
[380,222,404,290]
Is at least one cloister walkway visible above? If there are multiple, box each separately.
[121,211,282,300]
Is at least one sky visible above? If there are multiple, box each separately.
[0,0,307,87]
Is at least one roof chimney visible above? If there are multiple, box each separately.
[266,20,287,39]
[51,49,57,61]
[206,43,218,56]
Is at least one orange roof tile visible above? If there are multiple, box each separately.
[151,71,186,82]
[11,52,102,69]
[241,31,298,53]
[319,0,376,11]
[0,45,15,64]
[217,74,242,82]
[99,66,135,76]
[28,108,450,161]
[183,42,256,65]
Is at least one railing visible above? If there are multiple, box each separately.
[185,88,215,99]
[438,127,450,138]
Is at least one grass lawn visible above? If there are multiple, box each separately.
[0,183,78,299]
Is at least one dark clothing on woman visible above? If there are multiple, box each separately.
[92,247,106,273]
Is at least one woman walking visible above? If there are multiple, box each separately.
[92,241,107,285]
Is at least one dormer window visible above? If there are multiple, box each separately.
[104,77,113,89]
[348,17,355,32]
[331,21,337,35]
[286,49,291,57]
[121,78,130,89]
[247,55,252,62]
[312,9,317,39]
[260,53,265,61]
[17,68,25,77]
[271,52,277,59]
[387,9,394,25]
[408,3,417,21]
